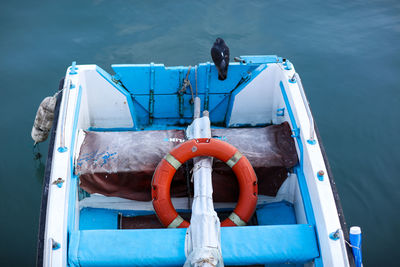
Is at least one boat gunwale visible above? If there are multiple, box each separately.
[36,78,64,267]
[313,119,355,266]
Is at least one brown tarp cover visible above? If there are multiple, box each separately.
[76,122,298,202]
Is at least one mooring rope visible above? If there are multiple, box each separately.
[179,66,195,104]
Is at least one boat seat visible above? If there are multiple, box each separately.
[69,224,318,266]
[75,122,298,201]
[78,201,297,230]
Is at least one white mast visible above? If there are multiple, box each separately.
[184,97,223,267]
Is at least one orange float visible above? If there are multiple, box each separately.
[151,138,258,228]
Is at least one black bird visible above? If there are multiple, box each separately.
[211,38,230,80]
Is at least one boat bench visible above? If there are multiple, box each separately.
[68,224,319,266]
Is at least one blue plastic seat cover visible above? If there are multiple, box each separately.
[69,224,319,266]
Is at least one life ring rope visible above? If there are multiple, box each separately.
[151,138,258,228]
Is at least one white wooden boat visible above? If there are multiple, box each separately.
[36,56,360,266]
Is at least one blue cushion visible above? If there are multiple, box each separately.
[79,208,118,230]
[256,201,297,225]
[69,224,319,266]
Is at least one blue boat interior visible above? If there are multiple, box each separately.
[69,56,321,266]
[92,55,284,130]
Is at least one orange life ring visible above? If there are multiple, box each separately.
[151,138,258,228]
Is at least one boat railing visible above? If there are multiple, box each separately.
[294,73,315,144]
[58,79,71,152]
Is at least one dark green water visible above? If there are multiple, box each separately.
[1,0,399,266]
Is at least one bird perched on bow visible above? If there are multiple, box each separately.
[211,38,230,80]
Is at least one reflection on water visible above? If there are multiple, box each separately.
[0,0,399,266]
[33,144,45,184]
[33,144,42,162]
[34,160,45,185]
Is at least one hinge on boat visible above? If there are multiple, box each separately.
[284,60,293,70]
[317,170,325,181]
[291,127,300,138]
[149,63,155,125]
[231,71,252,92]
[111,74,121,84]
[52,177,65,188]
[112,74,130,92]
[276,108,285,116]
[52,239,61,250]
[234,56,246,63]
[241,71,251,83]
[289,74,297,84]
[329,229,340,240]
[69,61,78,75]
[112,74,136,114]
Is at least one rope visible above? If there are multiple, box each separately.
[190,163,212,182]
[345,239,360,250]
[53,88,64,98]
[53,77,70,98]
[179,66,195,104]
[193,195,213,200]
[188,80,195,104]
[191,163,212,173]
[195,258,216,267]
